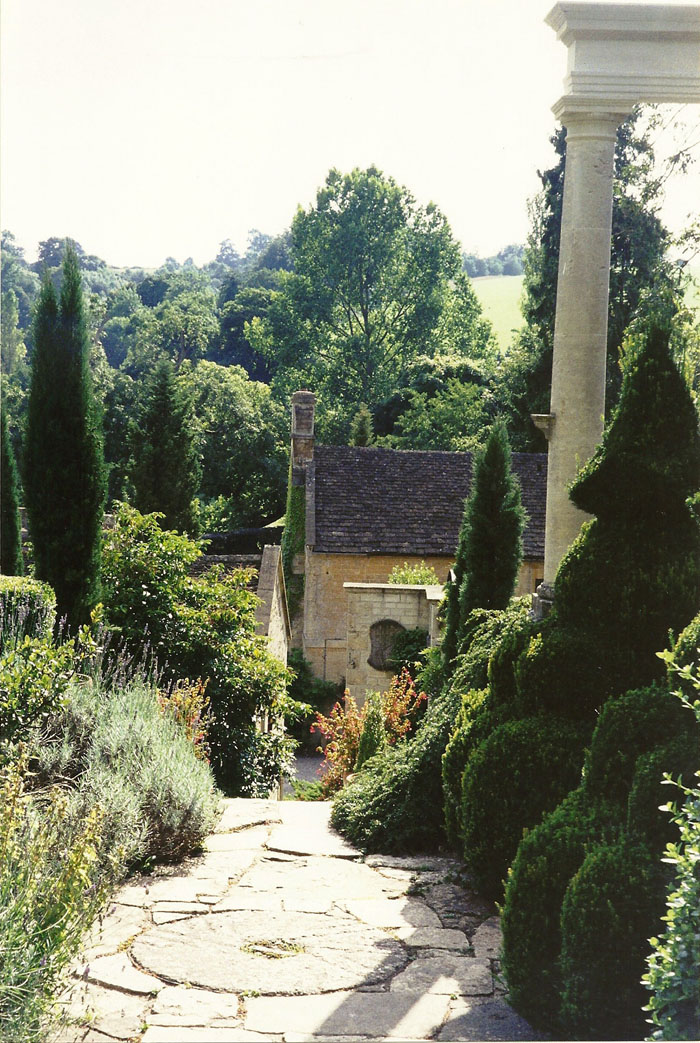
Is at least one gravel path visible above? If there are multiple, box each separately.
[57,799,540,1042]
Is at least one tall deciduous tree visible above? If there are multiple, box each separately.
[442,422,525,674]
[129,356,201,533]
[247,166,495,440]
[1,402,23,575]
[24,246,107,624]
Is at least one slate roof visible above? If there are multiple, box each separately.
[312,445,547,560]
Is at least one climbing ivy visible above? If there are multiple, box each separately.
[281,464,305,620]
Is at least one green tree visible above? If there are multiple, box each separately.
[380,378,492,452]
[217,286,272,379]
[349,403,374,446]
[1,290,26,375]
[248,166,495,438]
[180,360,287,528]
[442,422,525,674]
[1,403,23,575]
[24,247,107,625]
[129,356,201,533]
[502,110,675,449]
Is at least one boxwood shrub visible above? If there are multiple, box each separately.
[559,839,665,1041]
[460,714,588,898]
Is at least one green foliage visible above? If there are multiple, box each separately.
[24,247,107,626]
[355,693,386,770]
[180,361,287,528]
[129,356,201,533]
[0,636,76,745]
[100,504,199,656]
[331,680,459,852]
[349,403,374,446]
[499,322,700,1041]
[286,778,325,801]
[441,687,487,848]
[642,660,700,1040]
[501,789,602,1029]
[584,686,690,806]
[501,678,700,1038]
[379,378,493,453]
[247,166,495,440]
[315,671,426,797]
[388,627,429,677]
[457,422,524,623]
[442,423,525,674]
[460,715,587,898]
[1,405,22,575]
[387,561,440,585]
[32,676,221,867]
[100,503,291,795]
[286,648,338,753]
[0,576,55,654]
[559,839,664,1040]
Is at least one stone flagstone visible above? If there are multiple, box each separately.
[244,992,451,1039]
[131,908,409,995]
[149,984,242,1027]
[390,955,493,995]
[62,800,540,1041]
[84,952,164,995]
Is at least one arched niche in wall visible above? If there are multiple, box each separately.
[368,619,405,671]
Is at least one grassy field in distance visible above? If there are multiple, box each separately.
[472,275,523,353]
[473,267,699,355]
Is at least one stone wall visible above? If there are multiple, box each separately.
[344,583,443,705]
[301,550,543,685]
[255,545,291,666]
[302,552,450,684]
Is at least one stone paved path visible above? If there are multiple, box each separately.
[56,800,540,1042]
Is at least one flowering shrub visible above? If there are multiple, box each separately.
[312,695,363,795]
[158,678,211,762]
[387,561,440,585]
[313,670,427,796]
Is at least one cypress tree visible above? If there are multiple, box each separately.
[442,422,525,674]
[129,356,201,533]
[1,402,23,575]
[24,248,107,625]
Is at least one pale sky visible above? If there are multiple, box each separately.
[2,0,698,269]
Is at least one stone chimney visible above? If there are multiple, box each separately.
[291,390,315,486]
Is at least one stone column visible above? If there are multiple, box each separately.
[541,104,628,587]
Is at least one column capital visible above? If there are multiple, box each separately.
[552,95,630,132]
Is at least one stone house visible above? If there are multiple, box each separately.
[288,392,547,698]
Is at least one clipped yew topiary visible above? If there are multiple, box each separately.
[498,323,700,1035]
[551,323,700,705]
[460,714,587,898]
[501,788,604,1031]
[502,681,700,1039]
[559,839,665,1041]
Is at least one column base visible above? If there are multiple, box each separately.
[532,581,555,620]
